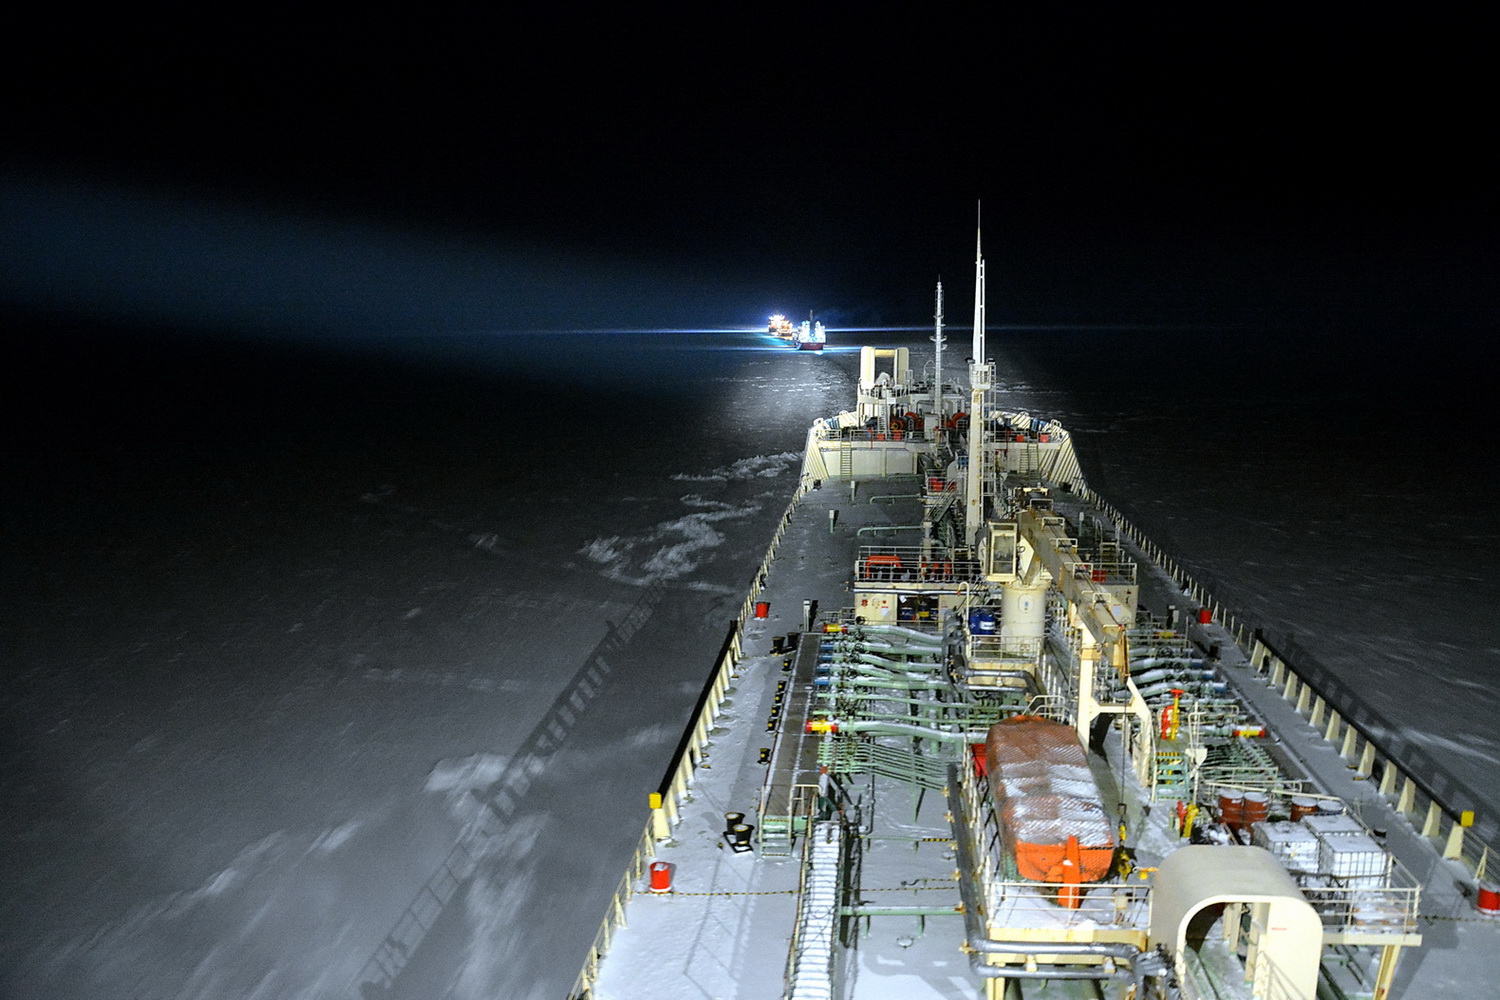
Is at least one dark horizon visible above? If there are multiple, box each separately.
[5,10,1494,350]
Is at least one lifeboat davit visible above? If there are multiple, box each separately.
[985,716,1115,901]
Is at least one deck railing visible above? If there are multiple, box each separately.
[1081,484,1499,883]
[855,545,983,584]
[1305,868,1422,935]
[568,471,817,999]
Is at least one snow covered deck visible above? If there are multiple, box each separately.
[587,483,986,999]
[585,472,1500,1000]
[1107,499,1500,999]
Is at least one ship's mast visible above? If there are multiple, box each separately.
[932,280,945,421]
[971,221,986,363]
[965,222,990,546]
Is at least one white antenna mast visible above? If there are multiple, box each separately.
[932,280,945,419]
[971,204,985,364]
[965,207,989,546]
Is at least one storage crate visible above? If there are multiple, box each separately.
[1319,833,1390,886]
[1253,820,1320,873]
[1301,813,1364,840]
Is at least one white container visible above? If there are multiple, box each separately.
[1302,813,1364,840]
[1253,820,1320,873]
[1319,833,1390,883]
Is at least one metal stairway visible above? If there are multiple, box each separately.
[1155,747,1187,797]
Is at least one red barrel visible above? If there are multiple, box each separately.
[1477,882,1500,915]
[754,601,770,619]
[649,861,673,893]
[1198,608,1213,624]
[1219,791,1244,829]
[1242,791,1269,829]
[1290,796,1317,821]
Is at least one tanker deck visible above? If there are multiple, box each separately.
[570,339,1500,1000]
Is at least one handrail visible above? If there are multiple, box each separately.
[569,473,815,999]
[1080,483,1500,880]
[653,619,740,804]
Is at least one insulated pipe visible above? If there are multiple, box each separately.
[817,711,969,728]
[851,624,945,645]
[849,653,942,671]
[868,633,945,649]
[817,672,947,687]
[1200,724,1267,738]
[840,676,949,691]
[842,645,943,661]
[834,659,936,677]
[1129,644,1194,658]
[820,720,989,744]
[814,692,953,710]
[1131,680,1227,700]
[816,677,938,692]
[813,677,947,694]
[824,650,920,669]
[831,641,931,659]
[1128,657,1205,671]
[1129,652,1197,666]
[846,644,936,659]
[827,662,942,681]
[1129,667,1215,687]
[831,652,943,671]
[967,960,1121,982]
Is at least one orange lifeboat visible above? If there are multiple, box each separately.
[985,716,1115,901]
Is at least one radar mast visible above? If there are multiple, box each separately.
[965,218,990,546]
[932,280,945,420]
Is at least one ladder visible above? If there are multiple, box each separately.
[759,785,815,857]
[1155,747,1187,794]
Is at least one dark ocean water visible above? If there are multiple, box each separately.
[3,314,1497,998]
[1,319,856,999]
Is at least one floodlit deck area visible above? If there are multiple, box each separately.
[581,470,1500,1000]
[589,483,983,999]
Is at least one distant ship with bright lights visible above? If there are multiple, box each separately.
[561,236,1500,999]
[769,313,827,351]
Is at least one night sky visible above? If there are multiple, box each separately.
[6,10,1493,330]
[2,11,1496,463]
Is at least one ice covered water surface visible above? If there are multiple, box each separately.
[0,329,858,1000]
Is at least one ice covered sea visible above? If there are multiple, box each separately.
[3,322,1497,999]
